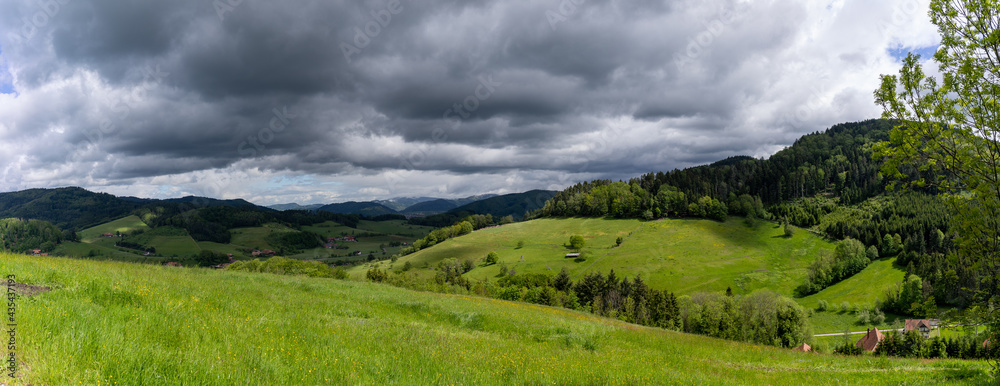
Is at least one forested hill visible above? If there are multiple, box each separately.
[0,187,270,231]
[636,119,900,206]
[0,187,150,230]
[535,119,907,220]
[409,190,557,227]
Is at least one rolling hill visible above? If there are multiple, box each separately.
[316,201,400,216]
[449,190,557,219]
[162,196,262,208]
[375,196,439,211]
[266,203,325,211]
[2,252,986,384]
[0,187,272,231]
[399,198,459,215]
[0,187,149,230]
[355,217,835,298]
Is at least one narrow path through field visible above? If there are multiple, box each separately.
[814,324,981,337]
[814,329,903,337]
[573,222,647,280]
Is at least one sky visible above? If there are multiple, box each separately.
[0,0,941,206]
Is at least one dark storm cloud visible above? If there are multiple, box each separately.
[0,0,939,202]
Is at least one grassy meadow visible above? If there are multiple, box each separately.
[229,222,299,251]
[800,257,910,336]
[297,220,434,262]
[78,215,150,242]
[0,253,990,384]
[357,217,835,297]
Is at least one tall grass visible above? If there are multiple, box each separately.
[0,253,988,384]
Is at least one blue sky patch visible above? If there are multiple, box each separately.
[0,46,14,95]
[889,44,939,62]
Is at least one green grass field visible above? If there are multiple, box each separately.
[125,226,202,257]
[52,241,166,263]
[299,220,431,262]
[359,217,835,298]
[78,215,150,243]
[68,216,433,264]
[799,257,910,336]
[301,220,433,240]
[355,220,435,238]
[798,257,906,310]
[229,223,298,251]
[301,221,357,238]
[0,253,988,384]
[196,241,247,257]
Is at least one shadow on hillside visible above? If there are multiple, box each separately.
[693,217,776,250]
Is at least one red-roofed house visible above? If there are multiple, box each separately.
[856,328,885,352]
[792,343,811,352]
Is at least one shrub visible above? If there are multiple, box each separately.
[856,309,871,325]
[872,307,886,325]
[866,245,879,260]
[228,256,346,279]
[516,240,525,249]
[817,300,829,311]
[783,223,795,237]
[496,262,508,277]
[366,267,388,282]
[835,339,863,355]
[484,252,499,265]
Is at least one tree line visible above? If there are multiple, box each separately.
[397,214,512,257]
[0,218,65,253]
[367,263,810,349]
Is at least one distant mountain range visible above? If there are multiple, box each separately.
[315,201,399,217]
[162,196,259,208]
[0,187,555,231]
[408,190,559,227]
[374,197,439,211]
[268,194,502,217]
[266,203,325,211]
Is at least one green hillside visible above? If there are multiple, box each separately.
[56,214,435,266]
[229,222,299,251]
[799,257,906,310]
[1,253,986,384]
[361,217,835,297]
[79,215,150,242]
[800,257,910,343]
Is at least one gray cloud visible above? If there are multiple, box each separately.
[0,0,940,204]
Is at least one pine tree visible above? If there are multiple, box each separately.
[553,267,572,292]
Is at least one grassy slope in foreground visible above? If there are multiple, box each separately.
[3,254,988,384]
[363,217,835,297]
